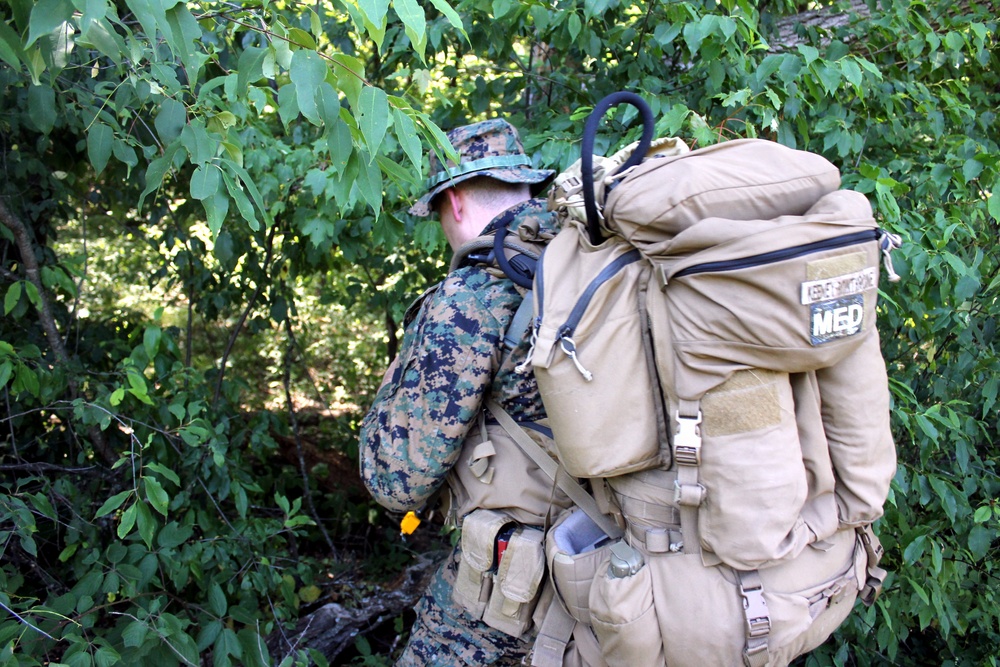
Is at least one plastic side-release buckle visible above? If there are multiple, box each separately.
[738,572,771,640]
[673,410,702,467]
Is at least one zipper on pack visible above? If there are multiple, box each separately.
[671,230,879,281]
[542,248,643,381]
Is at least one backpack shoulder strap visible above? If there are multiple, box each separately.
[484,398,623,541]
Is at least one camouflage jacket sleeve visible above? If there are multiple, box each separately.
[358,268,508,512]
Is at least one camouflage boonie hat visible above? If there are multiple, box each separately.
[408,118,555,217]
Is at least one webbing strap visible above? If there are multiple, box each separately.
[858,524,887,606]
[485,398,623,540]
[673,402,705,556]
[504,292,535,351]
[737,570,772,667]
[530,596,577,667]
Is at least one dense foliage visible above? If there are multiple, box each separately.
[1,0,997,665]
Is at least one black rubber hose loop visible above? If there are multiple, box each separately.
[493,209,534,288]
[581,92,655,245]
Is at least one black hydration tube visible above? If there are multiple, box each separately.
[580,92,655,246]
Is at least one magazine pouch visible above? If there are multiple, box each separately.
[483,525,547,637]
[453,508,512,618]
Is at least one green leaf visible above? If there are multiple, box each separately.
[988,186,1000,222]
[237,46,268,97]
[221,170,259,232]
[798,44,820,65]
[29,85,57,135]
[0,361,12,389]
[135,499,156,548]
[354,151,383,217]
[567,13,582,42]
[903,534,926,564]
[191,165,221,200]
[394,0,426,59]
[143,325,162,360]
[27,491,56,521]
[357,86,389,158]
[87,122,114,175]
[358,0,390,27]
[214,628,242,667]
[122,620,148,648]
[290,50,328,125]
[146,461,180,486]
[26,0,73,47]
[138,142,179,212]
[23,280,39,308]
[331,54,364,108]
[974,505,993,523]
[0,20,24,69]
[326,114,354,176]
[157,520,193,549]
[13,363,39,397]
[208,582,228,617]
[840,58,863,88]
[117,502,137,538]
[95,490,132,518]
[393,107,422,174]
[154,98,187,143]
[202,190,230,237]
[4,282,22,315]
[94,645,121,667]
[428,0,466,36]
[968,525,993,560]
[197,621,223,652]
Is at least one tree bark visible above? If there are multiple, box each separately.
[266,549,445,663]
[0,198,115,464]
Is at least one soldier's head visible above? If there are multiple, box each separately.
[409,119,553,250]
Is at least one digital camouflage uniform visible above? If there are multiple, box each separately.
[360,119,557,667]
[360,198,559,666]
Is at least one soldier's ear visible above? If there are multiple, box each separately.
[444,188,464,223]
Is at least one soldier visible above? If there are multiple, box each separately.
[359,119,570,666]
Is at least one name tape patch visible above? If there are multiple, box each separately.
[801,267,877,305]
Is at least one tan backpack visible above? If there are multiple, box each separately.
[519,92,900,666]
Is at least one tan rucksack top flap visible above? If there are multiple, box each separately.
[605,138,842,250]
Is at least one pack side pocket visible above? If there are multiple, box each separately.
[760,528,861,665]
[589,552,664,667]
[454,509,511,618]
[533,239,662,478]
[483,526,545,637]
[697,369,812,569]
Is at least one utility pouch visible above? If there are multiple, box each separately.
[547,508,615,625]
[453,508,513,618]
[588,541,664,667]
[483,525,547,637]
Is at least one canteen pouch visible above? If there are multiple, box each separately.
[483,525,546,637]
[453,508,512,618]
[530,228,667,478]
[546,508,615,625]
[588,544,665,667]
